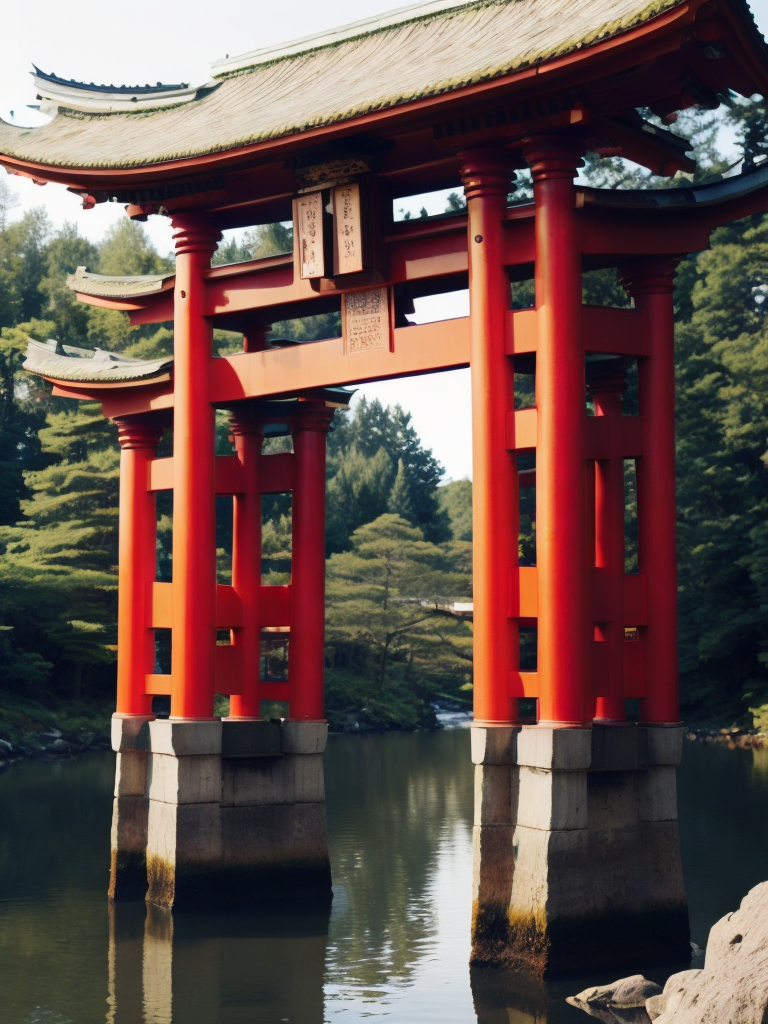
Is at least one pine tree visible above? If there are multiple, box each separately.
[325,515,472,723]
[438,479,472,542]
[388,459,415,521]
[38,222,99,342]
[0,398,120,697]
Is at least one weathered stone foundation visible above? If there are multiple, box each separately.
[471,724,689,977]
[110,715,332,908]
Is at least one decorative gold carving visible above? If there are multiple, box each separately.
[333,183,364,276]
[293,193,325,279]
[295,158,369,190]
[342,288,389,354]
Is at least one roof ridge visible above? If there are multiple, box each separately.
[211,0,508,79]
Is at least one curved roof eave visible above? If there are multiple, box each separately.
[0,0,743,184]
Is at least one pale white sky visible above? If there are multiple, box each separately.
[2,0,768,481]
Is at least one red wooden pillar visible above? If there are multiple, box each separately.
[460,149,518,724]
[114,418,163,717]
[588,362,630,722]
[169,214,221,720]
[622,260,680,724]
[525,138,588,726]
[229,415,264,719]
[289,403,333,721]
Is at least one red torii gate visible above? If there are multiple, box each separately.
[7,0,768,975]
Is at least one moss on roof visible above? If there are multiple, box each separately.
[0,0,741,171]
[24,338,173,385]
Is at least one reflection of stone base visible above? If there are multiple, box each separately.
[470,963,548,1024]
[110,716,332,909]
[470,724,690,977]
[108,898,330,1024]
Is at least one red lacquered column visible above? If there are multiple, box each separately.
[525,138,588,726]
[622,260,680,724]
[289,403,333,721]
[169,214,221,719]
[229,415,264,719]
[460,150,519,725]
[114,418,163,717]
[588,362,630,722]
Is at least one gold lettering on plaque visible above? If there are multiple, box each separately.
[343,288,390,354]
[293,193,324,279]
[333,182,364,276]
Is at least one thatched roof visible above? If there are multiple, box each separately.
[0,0,699,170]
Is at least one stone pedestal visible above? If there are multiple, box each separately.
[471,724,689,977]
[110,715,332,908]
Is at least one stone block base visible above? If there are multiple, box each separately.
[470,724,690,977]
[109,716,332,909]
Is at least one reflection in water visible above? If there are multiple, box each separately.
[1,730,768,1023]
[106,901,330,1024]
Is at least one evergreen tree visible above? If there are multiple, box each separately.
[325,514,472,724]
[673,214,768,719]
[438,478,473,542]
[38,222,99,342]
[2,208,52,324]
[388,459,415,521]
[0,403,119,696]
[0,320,50,525]
[336,398,450,544]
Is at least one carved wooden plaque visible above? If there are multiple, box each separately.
[342,288,390,354]
[293,193,325,279]
[333,182,364,275]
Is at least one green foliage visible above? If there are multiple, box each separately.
[0,212,171,701]
[673,213,768,719]
[327,397,449,550]
[325,515,472,728]
[0,403,120,697]
[438,479,472,542]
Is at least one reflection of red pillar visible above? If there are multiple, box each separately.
[588,363,630,722]
[115,418,163,716]
[622,261,680,724]
[526,138,588,726]
[289,404,333,721]
[460,150,518,725]
[229,416,264,719]
[170,214,221,720]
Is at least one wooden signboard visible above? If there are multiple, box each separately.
[342,288,390,354]
[293,193,325,279]
[333,182,364,275]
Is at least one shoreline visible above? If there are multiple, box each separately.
[2,702,764,772]
[684,724,766,750]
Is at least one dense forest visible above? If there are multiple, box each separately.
[0,96,768,739]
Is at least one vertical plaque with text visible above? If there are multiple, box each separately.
[293,193,325,279]
[333,182,364,276]
[342,288,390,354]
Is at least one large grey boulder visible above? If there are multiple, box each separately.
[568,883,768,1024]
[651,882,768,1023]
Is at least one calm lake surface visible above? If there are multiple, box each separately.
[1,725,767,1024]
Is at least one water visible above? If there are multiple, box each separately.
[0,730,767,1023]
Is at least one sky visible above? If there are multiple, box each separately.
[2,0,768,482]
